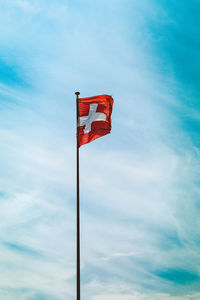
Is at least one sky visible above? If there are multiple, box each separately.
[0,0,200,299]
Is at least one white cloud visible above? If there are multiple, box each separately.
[11,0,41,13]
[92,293,200,300]
[85,280,200,300]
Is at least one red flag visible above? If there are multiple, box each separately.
[77,94,114,147]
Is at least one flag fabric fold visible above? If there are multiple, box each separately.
[77,94,113,147]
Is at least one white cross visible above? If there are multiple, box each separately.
[78,103,107,134]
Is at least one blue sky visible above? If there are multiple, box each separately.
[0,0,200,299]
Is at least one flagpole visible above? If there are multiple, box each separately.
[75,91,80,300]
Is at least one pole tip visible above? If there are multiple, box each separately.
[75,92,80,96]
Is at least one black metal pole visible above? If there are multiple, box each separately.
[75,91,80,300]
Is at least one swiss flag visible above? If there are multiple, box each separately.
[77,94,114,147]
